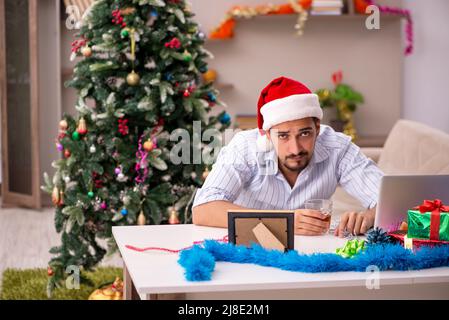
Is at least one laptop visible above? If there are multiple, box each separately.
[375,175,449,232]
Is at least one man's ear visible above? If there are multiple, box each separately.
[265,129,270,140]
[315,119,321,135]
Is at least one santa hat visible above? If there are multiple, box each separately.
[256,76,323,152]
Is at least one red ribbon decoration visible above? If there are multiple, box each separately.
[414,199,449,241]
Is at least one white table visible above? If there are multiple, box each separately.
[112,224,449,300]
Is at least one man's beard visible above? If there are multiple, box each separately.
[281,151,310,172]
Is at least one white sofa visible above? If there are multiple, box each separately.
[331,119,449,215]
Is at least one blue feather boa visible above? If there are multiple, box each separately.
[178,240,449,281]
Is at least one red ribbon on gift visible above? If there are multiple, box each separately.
[414,199,449,240]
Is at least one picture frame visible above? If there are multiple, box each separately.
[227,210,295,252]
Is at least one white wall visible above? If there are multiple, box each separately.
[189,0,404,137]
[402,0,449,134]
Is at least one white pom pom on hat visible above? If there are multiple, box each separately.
[256,76,323,152]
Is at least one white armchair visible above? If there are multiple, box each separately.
[331,120,449,215]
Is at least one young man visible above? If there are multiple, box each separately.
[192,77,384,237]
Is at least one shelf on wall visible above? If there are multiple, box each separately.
[205,12,403,43]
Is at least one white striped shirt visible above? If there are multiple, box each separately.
[193,125,384,210]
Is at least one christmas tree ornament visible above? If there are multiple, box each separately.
[72,131,80,141]
[198,31,206,40]
[59,119,68,131]
[202,167,210,180]
[202,69,217,83]
[165,37,181,49]
[112,8,126,27]
[117,173,125,180]
[143,139,154,151]
[121,208,128,216]
[47,266,54,277]
[183,50,192,62]
[58,132,66,140]
[168,208,180,224]
[137,210,146,225]
[81,46,92,57]
[58,191,64,206]
[89,145,96,153]
[199,66,208,73]
[63,176,70,183]
[77,117,87,135]
[56,143,63,152]
[150,9,158,18]
[52,187,60,205]
[126,71,140,86]
[71,38,86,53]
[64,149,71,158]
[207,92,216,102]
[124,28,140,86]
[183,89,190,97]
[88,191,94,198]
[114,167,121,175]
[120,29,129,37]
[100,202,107,210]
[118,119,129,135]
[88,277,123,300]
[219,112,231,124]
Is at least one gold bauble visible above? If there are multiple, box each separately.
[143,140,154,152]
[168,209,180,224]
[59,119,68,131]
[88,277,123,300]
[126,71,140,86]
[202,69,217,84]
[137,210,146,225]
[81,46,92,57]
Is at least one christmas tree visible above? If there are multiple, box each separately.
[42,0,230,296]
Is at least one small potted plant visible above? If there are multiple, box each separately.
[315,71,364,140]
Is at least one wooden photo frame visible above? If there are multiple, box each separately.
[227,210,294,252]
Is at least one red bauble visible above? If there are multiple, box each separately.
[183,89,190,97]
[47,266,54,276]
[64,149,71,158]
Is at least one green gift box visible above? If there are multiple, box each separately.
[407,199,449,241]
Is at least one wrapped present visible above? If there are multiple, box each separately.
[407,199,449,241]
[389,230,449,250]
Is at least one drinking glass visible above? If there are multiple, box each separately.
[304,199,333,234]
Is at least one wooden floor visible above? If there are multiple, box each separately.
[0,205,122,287]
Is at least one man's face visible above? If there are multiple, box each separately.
[267,117,320,172]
